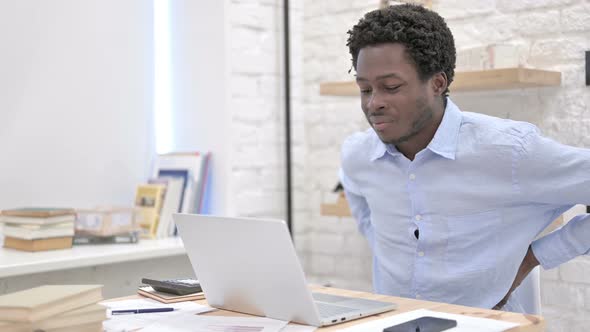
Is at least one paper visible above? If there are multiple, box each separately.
[100,298,215,332]
[338,309,519,332]
[280,324,317,332]
[141,314,288,332]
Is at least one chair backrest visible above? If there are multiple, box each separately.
[508,266,541,315]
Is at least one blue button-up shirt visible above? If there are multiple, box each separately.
[339,98,590,311]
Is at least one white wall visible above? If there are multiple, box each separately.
[0,0,154,209]
[166,0,232,215]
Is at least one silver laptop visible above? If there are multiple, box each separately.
[173,214,397,326]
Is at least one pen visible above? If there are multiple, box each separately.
[111,307,174,315]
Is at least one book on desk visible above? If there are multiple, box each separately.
[137,285,205,304]
[0,284,105,332]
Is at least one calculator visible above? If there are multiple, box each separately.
[141,278,202,296]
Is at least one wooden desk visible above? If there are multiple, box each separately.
[117,286,544,331]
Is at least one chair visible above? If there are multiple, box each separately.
[509,266,541,315]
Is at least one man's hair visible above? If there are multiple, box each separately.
[347,4,456,96]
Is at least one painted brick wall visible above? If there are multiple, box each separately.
[228,0,304,221]
[299,1,590,331]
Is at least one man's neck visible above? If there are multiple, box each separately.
[396,100,446,161]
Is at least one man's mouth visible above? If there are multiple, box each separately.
[372,121,392,131]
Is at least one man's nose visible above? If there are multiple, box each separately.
[367,90,386,112]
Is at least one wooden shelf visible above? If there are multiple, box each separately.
[320,192,352,217]
[319,68,562,96]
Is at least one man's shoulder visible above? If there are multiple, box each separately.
[460,111,539,146]
[342,128,376,149]
[341,129,380,165]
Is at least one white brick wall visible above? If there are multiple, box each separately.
[298,0,590,331]
[228,0,304,220]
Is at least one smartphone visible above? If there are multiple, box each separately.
[383,316,457,332]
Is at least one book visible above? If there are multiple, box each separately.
[156,169,190,212]
[0,285,103,322]
[153,152,210,214]
[149,177,184,237]
[0,304,106,332]
[4,236,73,252]
[73,232,139,245]
[134,184,166,239]
[0,214,76,226]
[3,222,74,240]
[195,152,211,214]
[48,322,103,332]
[1,208,76,218]
[137,285,205,304]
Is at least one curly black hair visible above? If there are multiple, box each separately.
[347,4,456,96]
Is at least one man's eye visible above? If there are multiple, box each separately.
[360,88,372,94]
[386,85,401,92]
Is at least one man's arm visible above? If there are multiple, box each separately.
[493,245,540,310]
[338,168,374,247]
[518,132,590,269]
[495,130,590,309]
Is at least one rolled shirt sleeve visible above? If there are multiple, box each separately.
[517,131,590,269]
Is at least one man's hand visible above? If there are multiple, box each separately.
[493,245,540,310]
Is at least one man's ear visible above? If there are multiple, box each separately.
[430,72,448,96]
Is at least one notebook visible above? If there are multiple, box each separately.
[137,285,205,303]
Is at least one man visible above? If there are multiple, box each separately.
[339,4,590,313]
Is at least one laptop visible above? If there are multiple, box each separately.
[173,214,397,326]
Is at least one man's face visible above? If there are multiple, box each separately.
[355,43,436,145]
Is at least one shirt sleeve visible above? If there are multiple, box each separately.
[516,131,590,269]
[339,168,374,247]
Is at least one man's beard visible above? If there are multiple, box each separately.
[382,97,433,145]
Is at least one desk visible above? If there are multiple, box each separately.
[0,238,194,298]
[114,286,544,331]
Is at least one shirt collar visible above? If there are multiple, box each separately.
[369,98,462,162]
[427,98,462,160]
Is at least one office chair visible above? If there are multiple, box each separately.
[508,266,541,315]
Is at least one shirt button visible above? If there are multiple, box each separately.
[418,251,425,257]
[409,173,416,180]
[415,215,422,221]
[416,294,421,299]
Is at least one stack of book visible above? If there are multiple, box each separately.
[0,208,76,251]
[0,285,105,332]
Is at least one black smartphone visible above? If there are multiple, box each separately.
[383,316,457,332]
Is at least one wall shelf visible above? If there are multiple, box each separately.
[0,237,185,278]
[320,192,352,217]
[319,68,562,96]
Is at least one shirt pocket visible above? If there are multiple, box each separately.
[444,210,503,275]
